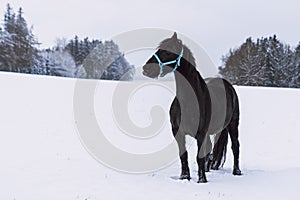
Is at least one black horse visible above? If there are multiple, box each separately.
[142,33,242,183]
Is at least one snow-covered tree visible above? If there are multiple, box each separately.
[220,38,262,86]
[39,49,76,77]
[220,35,299,88]
[101,54,135,81]
[237,38,262,86]
[54,37,68,50]
[74,65,87,78]
[1,4,40,73]
[290,43,300,87]
[82,40,135,80]
[65,36,101,67]
[0,27,16,71]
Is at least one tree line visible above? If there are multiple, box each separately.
[1,4,299,86]
[0,4,135,80]
[219,35,300,88]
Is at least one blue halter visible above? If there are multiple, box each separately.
[153,48,184,77]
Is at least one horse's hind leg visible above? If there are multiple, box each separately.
[203,135,213,172]
[173,130,190,180]
[228,120,242,175]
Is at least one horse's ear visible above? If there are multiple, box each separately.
[171,32,178,41]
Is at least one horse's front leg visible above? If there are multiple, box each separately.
[173,129,190,180]
[197,135,210,183]
[197,157,207,183]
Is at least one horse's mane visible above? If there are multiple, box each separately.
[158,38,196,68]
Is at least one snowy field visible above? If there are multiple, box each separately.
[0,72,300,200]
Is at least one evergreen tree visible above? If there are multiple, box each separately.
[73,35,80,65]
[4,4,15,34]
[0,27,16,71]
[83,41,110,79]
[220,38,261,86]
[82,40,134,80]
[45,49,76,77]
[1,4,40,73]
[65,36,100,66]
[220,36,299,88]
[219,50,240,84]
[238,38,261,86]
[101,54,135,80]
[296,43,300,56]
[292,43,300,87]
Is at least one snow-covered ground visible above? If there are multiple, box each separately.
[0,72,300,200]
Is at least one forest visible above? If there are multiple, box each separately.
[0,4,135,81]
[220,36,300,88]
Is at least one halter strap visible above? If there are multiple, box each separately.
[153,48,184,77]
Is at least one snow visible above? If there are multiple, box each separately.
[0,72,300,199]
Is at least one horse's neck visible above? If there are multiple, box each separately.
[174,59,205,101]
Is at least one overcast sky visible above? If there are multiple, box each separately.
[1,0,299,66]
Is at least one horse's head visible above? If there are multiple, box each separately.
[143,32,184,79]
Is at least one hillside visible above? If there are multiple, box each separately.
[0,72,299,200]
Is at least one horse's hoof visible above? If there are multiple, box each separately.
[205,154,212,172]
[179,174,191,181]
[211,166,219,170]
[233,168,242,176]
[197,173,208,183]
[205,163,210,172]
[197,177,208,183]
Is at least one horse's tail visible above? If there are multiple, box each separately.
[211,128,228,170]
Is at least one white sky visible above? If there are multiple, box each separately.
[1,0,299,66]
